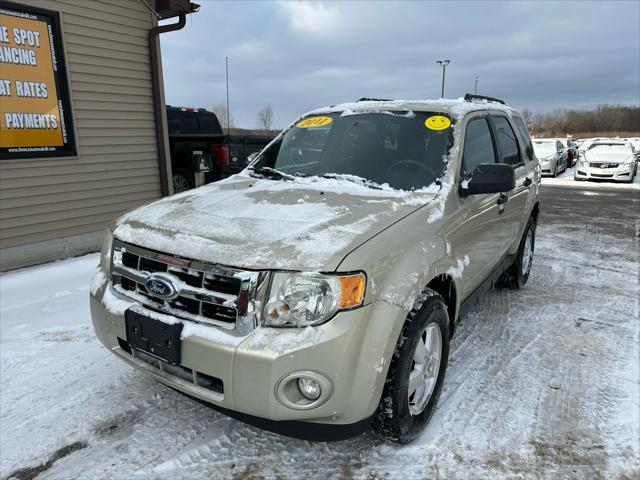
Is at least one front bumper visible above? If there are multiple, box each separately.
[539,160,556,175]
[90,266,405,432]
[574,163,634,181]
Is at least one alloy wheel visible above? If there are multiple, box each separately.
[173,174,191,193]
[408,323,443,416]
[521,228,534,277]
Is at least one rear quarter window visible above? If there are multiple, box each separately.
[512,116,534,162]
[492,116,522,166]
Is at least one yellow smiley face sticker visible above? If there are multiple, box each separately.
[425,115,451,131]
[296,116,333,128]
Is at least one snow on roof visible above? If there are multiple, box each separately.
[305,97,517,119]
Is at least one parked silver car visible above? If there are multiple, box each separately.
[575,140,637,182]
[90,95,540,443]
[532,139,567,176]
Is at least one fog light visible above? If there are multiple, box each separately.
[297,377,321,400]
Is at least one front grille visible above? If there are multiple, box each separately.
[589,162,619,169]
[591,173,614,178]
[111,240,268,330]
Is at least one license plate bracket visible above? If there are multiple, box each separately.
[125,309,183,365]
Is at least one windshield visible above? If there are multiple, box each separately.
[533,142,557,156]
[251,111,453,190]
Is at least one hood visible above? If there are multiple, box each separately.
[534,149,557,160]
[585,151,633,164]
[113,173,437,271]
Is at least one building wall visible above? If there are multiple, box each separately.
[0,0,167,271]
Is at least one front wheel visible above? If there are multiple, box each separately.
[500,216,536,289]
[373,289,450,444]
[552,163,558,177]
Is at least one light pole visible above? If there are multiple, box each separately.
[474,76,478,95]
[436,59,450,98]
[225,56,230,133]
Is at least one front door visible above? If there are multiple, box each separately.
[447,114,512,299]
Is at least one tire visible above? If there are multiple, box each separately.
[499,216,536,289]
[373,289,450,444]
[552,163,558,177]
[173,170,193,193]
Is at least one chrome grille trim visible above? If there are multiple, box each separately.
[110,239,270,334]
[589,162,619,169]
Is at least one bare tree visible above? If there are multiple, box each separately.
[256,104,274,131]
[521,108,534,127]
[212,103,235,131]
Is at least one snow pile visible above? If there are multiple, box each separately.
[447,255,470,279]
[89,266,106,295]
[247,325,323,353]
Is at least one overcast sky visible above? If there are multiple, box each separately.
[160,0,640,129]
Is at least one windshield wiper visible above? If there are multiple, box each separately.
[319,173,384,190]
[248,166,297,181]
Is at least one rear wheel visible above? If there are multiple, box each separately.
[173,170,193,193]
[500,216,536,289]
[373,289,450,444]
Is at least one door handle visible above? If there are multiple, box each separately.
[523,177,533,187]
[497,193,509,205]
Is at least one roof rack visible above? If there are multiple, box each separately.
[464,93,506,105]
[356,97,393,102]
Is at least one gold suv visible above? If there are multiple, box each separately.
[91,94,540,443]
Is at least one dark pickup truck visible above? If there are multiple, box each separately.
[167,106,278,192]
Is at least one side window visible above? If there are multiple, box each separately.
[512,116,534,162]
[198,113,222,133]
[492,116,522,166]
[461,117,496,178]
[168,112,198,134]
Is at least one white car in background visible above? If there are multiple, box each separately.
[578,137,609,154]
[533,139,567,177]
[625,137,640,161]
[575,140,637,183]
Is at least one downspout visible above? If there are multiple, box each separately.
[149,14,186,197]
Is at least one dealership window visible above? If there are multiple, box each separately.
[0,1,76,159]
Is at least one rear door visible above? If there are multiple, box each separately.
[489,113,535,249]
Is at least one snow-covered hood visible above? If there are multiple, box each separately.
[113,173,438,271]
[534,149,557,161]
[585,151,633,164]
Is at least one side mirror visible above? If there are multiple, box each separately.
[247,152,258,164]
[460,163,515,196]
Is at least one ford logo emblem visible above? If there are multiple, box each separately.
[144,275,178,300]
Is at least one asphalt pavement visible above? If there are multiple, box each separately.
[540,184,639,238]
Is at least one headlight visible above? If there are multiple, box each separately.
[100,228,113,273]
[263,272,366,327]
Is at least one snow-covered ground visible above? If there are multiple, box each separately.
[541,165,640,190]
[1,216,639,479]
